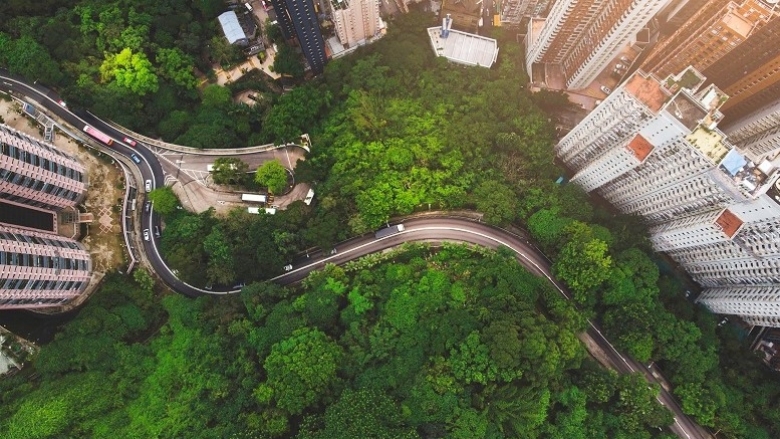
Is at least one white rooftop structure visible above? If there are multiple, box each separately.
[427,27,499,68]
[218,11,249,46]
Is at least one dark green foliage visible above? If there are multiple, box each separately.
[516,155,780,439]
[272,42,304,79]
[1,238,765,439]
[210,157,250,187]
[1,5,776,438]
[254,159,288,194]
[0,0,219,134]
[147,186,179,215]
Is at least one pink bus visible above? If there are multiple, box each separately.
[83,125,114,146]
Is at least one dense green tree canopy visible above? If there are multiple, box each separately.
[100,48,159,95]
[210,157,249,186]
[254,159,288,194]
[0,5,777,439]
[0,244,687,439]
[272,43,304,79]
[147,186,179,215]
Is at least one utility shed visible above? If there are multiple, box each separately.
[218,11,250,46]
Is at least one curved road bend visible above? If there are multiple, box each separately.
[1,72,710,439]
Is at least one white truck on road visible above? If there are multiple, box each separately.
[374,224,405,239]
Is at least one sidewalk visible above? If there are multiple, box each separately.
[211,48,280,87]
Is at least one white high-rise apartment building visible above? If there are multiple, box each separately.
[723,99,780,161]
[559,67,754,224]
[330,0,381,48]
[525,0,669,89]
[558,67,780,327]
[697,285,780,327]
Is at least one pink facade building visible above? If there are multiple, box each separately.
[0,123,86,211]
[0,223,91,309]
[0,123,92,309]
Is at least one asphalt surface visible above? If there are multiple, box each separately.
[1,71,711,439]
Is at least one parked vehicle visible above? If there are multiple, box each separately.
[600,86,612,95]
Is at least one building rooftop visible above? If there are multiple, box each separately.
[723,11,754,38]
[441,0,482,14]
[330,0,349,10]
[624,72,669,112]
[218,11,248,45]
[686,126,729,162]
[715,208,743,238]
[427,27,498,68]
[768,174,780,205]
[626,134,654,162]
[718,148,780,197]
[664,67,706,94]
[668,92,709,131]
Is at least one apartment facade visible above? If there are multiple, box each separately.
[269,0,327,74]
[560,68,751,224]
[558,67,780,327]
[0,124,86,211]
[0,223,91,309]
[526,0,668,89]
[330,0,381,48]
[641,0,775,79]
[702,16,780,122]
[723,99,780,160]
[698,285,780,327]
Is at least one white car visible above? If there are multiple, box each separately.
[600,86,612,95]
[143,229,150,241]
[123,137,137,147]
[145,180,152,192]
[283,264,293,272]
[620,56,631,63]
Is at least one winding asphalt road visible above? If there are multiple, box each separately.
[1,71,711,439]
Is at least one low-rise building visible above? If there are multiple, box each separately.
[439,0,482,33]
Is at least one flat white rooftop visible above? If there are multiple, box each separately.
[427,27,498,68]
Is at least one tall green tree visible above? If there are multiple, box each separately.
[210,157,249,186]
[473,180,518,225]
[254,159,288,194]
[155,47,197,89]
[273,43,304,79]
[100,48,159,95]
[260,327,342,415]
[147,186,180,215]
